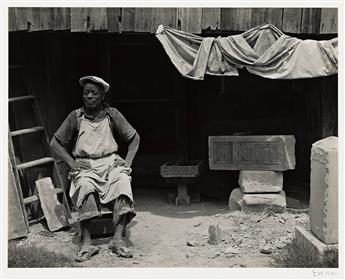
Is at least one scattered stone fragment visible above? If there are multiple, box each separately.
[152,241,156,245]
[186,240,199,247]
[224,247,240,255]
[208,224,221,245]
[286,229,292,233]
[278,218,286,224]
[38,230,55,238]
[214,214,221,217]
[194,221,202,227]
[260,244,272,254]
[132,261,139,264]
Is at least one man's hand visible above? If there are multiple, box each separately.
[70,160,91,171]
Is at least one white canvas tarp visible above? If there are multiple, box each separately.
[155,24,338,80]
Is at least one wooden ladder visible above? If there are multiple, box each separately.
[8,65,71,227]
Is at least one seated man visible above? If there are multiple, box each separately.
[50,76,140,261]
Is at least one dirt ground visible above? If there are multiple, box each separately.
[13,187,310,268]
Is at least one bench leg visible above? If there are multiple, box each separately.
[175,183,191,206]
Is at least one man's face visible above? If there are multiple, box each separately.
[82,82,105,109]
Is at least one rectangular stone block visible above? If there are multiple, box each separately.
[36,177,69,232]
[228,188,286,213]
[294,226,338,263]
[239,170,283,193]
[310,136,338,244]
[208,135,295,171]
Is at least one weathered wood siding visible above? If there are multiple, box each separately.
[8,7,338,34]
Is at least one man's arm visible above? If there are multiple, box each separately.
[125,132,140,167]
[50,137,89,171]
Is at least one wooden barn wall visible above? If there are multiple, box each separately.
[8,7,338,34]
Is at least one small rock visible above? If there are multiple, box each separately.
[286,229,292,233]
[224,247,240,255]
[260,245,272,254]
[212,252,221,258]
[208,225,222,245]
[186,240,199,247]
[214,214,221,217]
[132,261,139,264]
[185,231,192,235]
[278,218,286,224]
[194,221,202,227]
[152,241,156,245]
[38,230,55,238]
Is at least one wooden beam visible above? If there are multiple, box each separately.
[320,8,337,34]
[282,8,302,33]
[220,8,236,31]
[266,8,283,30]
[121,8,136,32]
[250,8,267,28]
[234,8,252,31]
[8,7,17,31]
[150,8,177,33]
[177,8,202,33]
[135,8,152,32]
[107,8,121,33]
[89,8,107,31]
[27,8,52,31]
[71,8,89,32]
[14,8,29,31]
[201,8,221,31]
[301,8,321,34]
[52,8,71,31]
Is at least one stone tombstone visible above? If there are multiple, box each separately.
[208,135,295,171]
[310,136,338,244]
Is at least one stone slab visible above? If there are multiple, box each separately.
[228,188,286,213]
[209,135,295,171]
[239,170,283,193]
[36,177,69,232]
[294,226,338,262]
[310,136,338,244]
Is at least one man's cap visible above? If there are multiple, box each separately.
[79,76,110,93]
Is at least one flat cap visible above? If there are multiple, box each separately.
[79,76,110,93]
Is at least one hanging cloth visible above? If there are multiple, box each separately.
[155,23,338,80]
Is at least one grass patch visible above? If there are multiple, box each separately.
[8,240,79,268]
[273,241,338,268]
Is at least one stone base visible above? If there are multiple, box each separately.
[239,170,283,193]
[294,226,338,262]
[229,188,286,213]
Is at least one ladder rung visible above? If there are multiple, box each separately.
[23,188,64,205]
[9,95,35,103]
[17,157,55,170]
[10,126,45,137]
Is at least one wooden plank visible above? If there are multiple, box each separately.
[201,8,221,31]
[71,7,88,32]
[8,7,17,31]
[177,8,202,33]
[135,8,152,32]
[27,8,52,31]
[234,8,252,31]
[301,8,321,34]
[250,8,267,28]
[121,8,136,32]
[52,8,71,30]
[266,8,284,30]
[320,8,338,34]
[107,8,121,32]
[282,8,302,33]
[89,8,107,31]
[220,8,236,31]
[8,151,29,240]
[14,8,28,31]
[36,177,69,232]
[17,157,54,170]
[150,8,177,33]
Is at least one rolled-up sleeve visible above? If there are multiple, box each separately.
[110,108,136,143]
[54,111,78,146]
